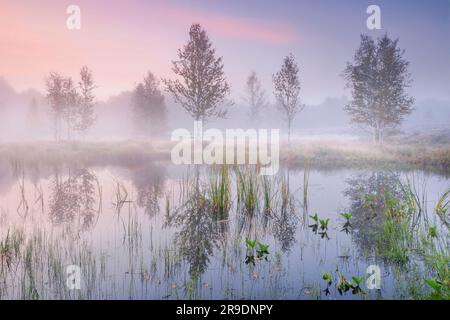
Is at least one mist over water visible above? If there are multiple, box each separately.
[0,0,449,302]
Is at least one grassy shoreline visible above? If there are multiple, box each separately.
[0,140,448,175]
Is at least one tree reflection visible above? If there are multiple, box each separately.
[131,164,166,218]
[272,171,299,252]
[344,171,403,252]
[166,174,221,280]
[49,168,100,231]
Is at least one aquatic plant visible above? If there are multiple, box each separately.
[318,218,330,239]
[321,269,368,297]
[17,172,29,218]
[308,213,319,234]
[309,213,319,223]
[256,243,270,260]
[319,218,329,231]
[376,216,412,265]
[340,212,353,234]
[0,229,24,272]
[112,178,132,214]
[424,277,450,300]
[435,188,449,228]
[422,232,450,300]
[350,276,365,294]
[303,165,310,215]
[236,166,259,214]
[428,225,438,238]
[208,165,231,219]
[322,271,333,296]
[307,214,330,239]
[322,271,333,285]
[245,239,257,250]
[261,176,273,213]
[336,273,365,295]
[341,212,352,221]
[280,173,290,209]
[244,239,270,265]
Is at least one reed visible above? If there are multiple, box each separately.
[235,166,259,214]
[435,188,449,228]
[208,165,231,219]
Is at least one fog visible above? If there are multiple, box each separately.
[1,76,449,143]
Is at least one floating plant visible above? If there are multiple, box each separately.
[244,239,270,265]
[308,213,319,234]
[340,212,353,234]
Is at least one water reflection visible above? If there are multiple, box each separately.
[272,171,299,252]
[344,171,404,253]
[131,164,166,218]
[0,159,447,299]
[166,178,223,280]
[49,168,101,231]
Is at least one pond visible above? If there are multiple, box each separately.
[0,159,448,299]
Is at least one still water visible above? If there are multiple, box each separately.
[0,159,448,299]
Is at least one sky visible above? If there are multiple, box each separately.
[0,0,449,104]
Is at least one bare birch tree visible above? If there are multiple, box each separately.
[75,66,96,134]
[273,54,304,142]
[46,73,66,140]
[61,77,79,139]
[244,71,267,125]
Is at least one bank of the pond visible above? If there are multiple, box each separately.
[0,140,449,175]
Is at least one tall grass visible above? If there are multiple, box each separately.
[376,215,413,265]
[0,229,24,273]
[435,188,449,228]
[303,164,310,217]
[261,176,273,213]
[235,166,259,214]
[397,173,428,227]
[208,165,231,219]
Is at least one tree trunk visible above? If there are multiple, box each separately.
[287,119,291,144]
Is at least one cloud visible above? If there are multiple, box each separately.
[157,5,297,44]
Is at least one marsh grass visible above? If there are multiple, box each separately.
[112,178,132,214]
[376,216,413,265]
[0,229,24,273]
[0,161,448,300]
[235,166,259,215]
[419,223,450,300]
[208,165,231,219]
[435,188,449,228]
[303,164,310,216]
[17,172,29,218]
[374,179,421,265]
[262,176,274,214]
[373,174,450,290]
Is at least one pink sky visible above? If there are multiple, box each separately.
[0,0,298,100]
[2,0,448,103]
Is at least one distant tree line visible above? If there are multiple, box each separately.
[132,71,167,137]
[43,23,413,144]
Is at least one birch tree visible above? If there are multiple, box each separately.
[245,71,267,125]
[343,34,414,143]
[273,54,304,142]
[163,23,231,121]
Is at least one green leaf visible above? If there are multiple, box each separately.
[351,276,364,285]
[258,243,269,252]
[425,278,439,291]
[322,272,333,284]
[246,239,256,249]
